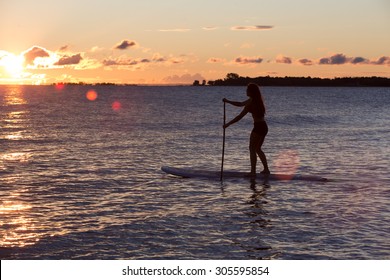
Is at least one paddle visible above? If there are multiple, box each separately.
[220,101,226,181]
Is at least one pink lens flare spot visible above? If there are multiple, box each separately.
[112,101,122,111]
[273,149,300,180]
[55,83,65,91]
[86,90,98,101]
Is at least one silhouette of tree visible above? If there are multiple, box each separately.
[205,74,390,87]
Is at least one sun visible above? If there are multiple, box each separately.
[0,53,25,78]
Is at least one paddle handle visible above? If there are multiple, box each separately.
[220,101,226,181]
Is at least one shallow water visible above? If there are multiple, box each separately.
[0,85,389,259]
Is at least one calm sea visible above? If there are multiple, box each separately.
[0,85,389,259]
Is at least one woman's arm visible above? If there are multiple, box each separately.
[223,106,249,128]
[223,98,251,107]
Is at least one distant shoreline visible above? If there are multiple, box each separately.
[194,73,390,87]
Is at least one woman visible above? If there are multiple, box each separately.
[223,83,270,176]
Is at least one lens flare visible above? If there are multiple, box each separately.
[112,101,122,111]
[86,90,98,101]
[274,149,300,180]
[55,83,65,91]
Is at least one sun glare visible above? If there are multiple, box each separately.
[0,53,24,77]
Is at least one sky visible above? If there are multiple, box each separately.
[0,0,389,85]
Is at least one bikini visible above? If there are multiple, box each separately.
[249,108,268,137]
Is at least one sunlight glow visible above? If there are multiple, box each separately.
[0,199,35,247]
[0,201,32,213]
[0,53,24,78]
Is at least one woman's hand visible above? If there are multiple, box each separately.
[223,98,249,107]
[223,123,229,129]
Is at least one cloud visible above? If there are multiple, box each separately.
[102,53,187,69]
[298,58,314,66]
[59,45,69,52]
[155,54,190,65]
[202,26,218,31]
[234,56,263,64]
[209,52,389,68]
[296,53,390,66]
[151,53,196,65]
[317,53,389,66]
[151,53,167,63]
[276,55,292,64]
[0,51,7,60]
[103,58,142,67]
[350,57,369,64]
[23,46,50,65]
[90,46,104,53]
[114,40,137,50]
[75,58,101,70]
[207,57,225,63]
[231,25,273,31]
[158,28,191,32]
[162,73,205,84]
[54,54,83,65]
[17,46,98,70]
[370,56,390,65]
[319,53,352,65]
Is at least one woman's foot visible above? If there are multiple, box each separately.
[260,169,270,174]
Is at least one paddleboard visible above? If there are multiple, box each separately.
[161,166,327,182]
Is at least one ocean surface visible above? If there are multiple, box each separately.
[0,85,389,259]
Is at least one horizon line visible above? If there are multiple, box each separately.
[1,75,390,87]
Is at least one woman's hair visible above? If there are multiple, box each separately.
[247,83,266,116]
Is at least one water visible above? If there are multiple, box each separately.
[0,85,389,259]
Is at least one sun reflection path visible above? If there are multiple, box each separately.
[1,152,32,164]
[0,86,42,248]
[4,90,27,106]
[0,199,39,248]
[1,87,30,142]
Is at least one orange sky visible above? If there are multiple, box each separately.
[0,0,389,85]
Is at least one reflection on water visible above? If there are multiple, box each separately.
[0,191,36,247]
[0,85,389,259]
[1,152,32,163]
[246,181,274,257]
[1,86,30,141]
[0,86,37,248]
[1,86,32,170]
[4,89,27,106]
[3,111,27,127]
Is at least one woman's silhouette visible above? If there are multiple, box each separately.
[223,83,270,176]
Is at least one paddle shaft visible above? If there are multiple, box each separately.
[220,102,226,181]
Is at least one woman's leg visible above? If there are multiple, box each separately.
[257,144,270,174]
[250,131,270,174]
[249,132,260,174]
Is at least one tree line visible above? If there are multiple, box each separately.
[193,73,390,87]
